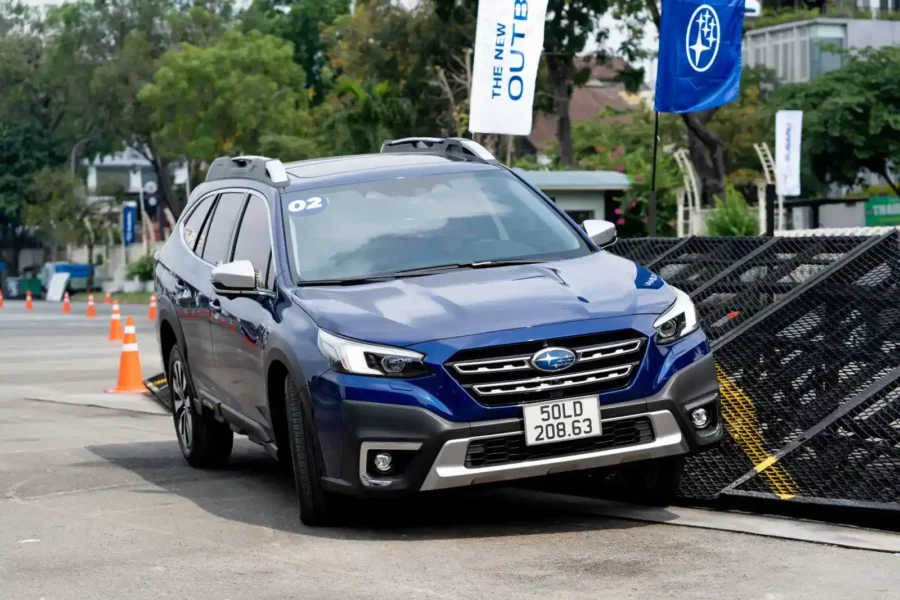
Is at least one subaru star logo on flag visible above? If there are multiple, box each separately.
[655,0,745,113]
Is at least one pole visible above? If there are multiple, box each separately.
[648,112,660,237]
[765,183,776,236]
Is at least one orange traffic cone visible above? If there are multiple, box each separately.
[25,290,33,311]
[106,317,145,394]
[147,293,157,321]
[104,291,112,304]
[108,301,123,341]
[86,294,97,318]
[0,289,4,309]
[62,292,71,314]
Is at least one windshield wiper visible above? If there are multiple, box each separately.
[297,276,396,287]
[298,260,547,286]
[390,259,546,278]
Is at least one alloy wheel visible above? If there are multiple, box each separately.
[171,359,193,450]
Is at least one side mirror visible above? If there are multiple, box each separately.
[211,260,260,298]
[583,219,617,247]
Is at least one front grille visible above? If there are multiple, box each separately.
[464,416,655,468]
[445,330,646,406]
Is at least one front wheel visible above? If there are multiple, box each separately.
[283,376,346,526]
[169,346,233,468]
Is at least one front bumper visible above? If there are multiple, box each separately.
[321,353,721,497]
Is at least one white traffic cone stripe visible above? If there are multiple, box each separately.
[124,326,135,334]
[121,343,139,352]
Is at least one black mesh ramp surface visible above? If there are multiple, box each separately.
[693,236,871,342]
[677,232,900,506]
[732,373,900,508]
[651,236,770,294]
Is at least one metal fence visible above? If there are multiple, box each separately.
[611,232,900,513]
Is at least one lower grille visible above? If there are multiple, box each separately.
[464,417,654,468]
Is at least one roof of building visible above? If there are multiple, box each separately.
[528,57,647,150]
[515,169,631,191]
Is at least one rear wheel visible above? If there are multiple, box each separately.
[625,456,685,506]
[169,346,233,468]
[284,376,343,526]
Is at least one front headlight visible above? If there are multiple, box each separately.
[653,287,699,344]
[317,329,430,378]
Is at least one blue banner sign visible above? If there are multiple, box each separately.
[123,202,137,246]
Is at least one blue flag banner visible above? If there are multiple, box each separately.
[123,202,137,246]
[654,0,745,113]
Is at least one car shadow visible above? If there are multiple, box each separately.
[85,439,670,541]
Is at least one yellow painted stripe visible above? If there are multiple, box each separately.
[716,362,798,500]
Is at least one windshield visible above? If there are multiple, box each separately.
[282,170,592,282]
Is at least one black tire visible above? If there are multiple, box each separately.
[284,376,341,526]
[168,346,233,468]
[625,456,685,506]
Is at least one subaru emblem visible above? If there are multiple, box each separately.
[531,347,577,373]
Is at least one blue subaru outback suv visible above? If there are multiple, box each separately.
[154,137,722,526]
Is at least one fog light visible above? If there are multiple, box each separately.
[691,408,710,429]
[373,452,393,473]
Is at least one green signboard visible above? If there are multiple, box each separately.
[865,196,900,226]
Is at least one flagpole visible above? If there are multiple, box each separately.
[649,111,660,237]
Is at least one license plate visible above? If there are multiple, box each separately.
[522,396,601,446]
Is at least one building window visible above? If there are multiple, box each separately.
[809,24,846,79]
[798,28,809,81]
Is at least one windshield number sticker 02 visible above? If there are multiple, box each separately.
[522,396,602,446]
[288,196,328,216]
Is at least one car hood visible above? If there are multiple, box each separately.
[291,252,676,347]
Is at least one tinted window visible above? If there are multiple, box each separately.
[182,195,214,252]
[232,196,272,288]
[202,192,246,265]
[282,170,590,282]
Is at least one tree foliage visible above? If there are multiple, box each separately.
[570,107,684,237]
[705,184,758,236]
[139,29,307,161]
[774,46,900,196]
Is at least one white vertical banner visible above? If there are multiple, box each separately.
[469,0,549,135]
[775,110,803,197]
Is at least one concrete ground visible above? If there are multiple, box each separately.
[2,300,899,599]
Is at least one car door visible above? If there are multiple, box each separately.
[195,191,248,403]
[173,193,218,396]
[209,192,276,425]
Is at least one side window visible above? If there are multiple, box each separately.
[182,195,214,252]
[232,196,273,288]
[202,192,246,265]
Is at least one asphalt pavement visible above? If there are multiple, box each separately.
[2,300,899,599]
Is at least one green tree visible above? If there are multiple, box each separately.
[138,29,307,162]
[0,121,68,275]
[570,107,684,236]
[705,184,758,236]
[0,6,84,274]
[774,46,900,196]
[315,77,415,156]
[241,0,350,104]
[23,168,123,290]
[543,0,613,166]
[46,0,234,217]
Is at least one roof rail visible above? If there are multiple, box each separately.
[206,155,290,188]
[380,137,499,164]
